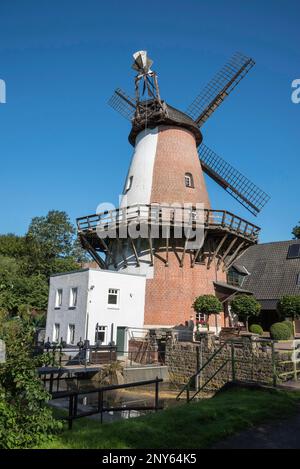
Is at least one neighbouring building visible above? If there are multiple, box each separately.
[45,268,146,350]
[229,239,300,330]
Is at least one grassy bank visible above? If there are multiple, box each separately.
[40,387,300,449]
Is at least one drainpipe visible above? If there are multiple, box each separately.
[110,323,114,344]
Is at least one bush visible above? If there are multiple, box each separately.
[270,322,292,340]
[249,324,263,336]
[193,295,223,315]
[277,295,300,320]
[283,320,294,337]
[192,295,223,331]
[230,295,261,330]
[0,313,62,448]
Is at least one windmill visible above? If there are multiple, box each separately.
[77,50,270,329]
[109,50,269,216]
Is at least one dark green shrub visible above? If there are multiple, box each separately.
[249,324,263,336]
[270,322,292,340]
[283,320,294,337]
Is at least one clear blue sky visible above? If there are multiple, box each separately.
[0,0,299,243]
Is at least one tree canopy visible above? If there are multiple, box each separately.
[230,294,261,329]
[193,295,223,315]
[277,295,300,320]
[0,210,89,316]
[292,222,300,239]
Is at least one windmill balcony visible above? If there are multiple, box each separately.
[77,204,260,271]
[77,204,259,240]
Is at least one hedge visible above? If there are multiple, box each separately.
[270,322,292,340]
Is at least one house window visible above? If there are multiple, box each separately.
[185,173,194,188]
[95,325,107,344]
[227,269,242,287]
[69,287,78,307]
[108,288,119,306]
[55,289,63,308]
[124,175,133,193]
[68,324,75,345]
[53,323,60,343]
[196,312,205,322]
[297,273,300,286]
[287,244,300,259]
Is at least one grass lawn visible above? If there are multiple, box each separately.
[40,387,300,449]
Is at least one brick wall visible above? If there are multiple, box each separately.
[150,126,211,208]
[144,250,227,327]
[165,338,297,391]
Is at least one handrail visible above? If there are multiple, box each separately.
[76,204,260,241]
[176,339,232,401]
[51,377,163,429]
[188,360,230,402]
[176,337,281,402]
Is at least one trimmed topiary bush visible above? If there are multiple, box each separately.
[277,295,300,320]
[249,324,263,336]
[230,295,261,330]
[192,295,223,332]
[270,322,292,340]
[283,320,294,337]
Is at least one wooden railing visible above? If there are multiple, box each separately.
[77,204,260,242]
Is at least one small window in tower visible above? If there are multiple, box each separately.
[185,173,194,188]
[125,176,133,193]
[297,273,300,286]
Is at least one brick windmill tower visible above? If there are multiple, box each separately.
[77,51,269,330]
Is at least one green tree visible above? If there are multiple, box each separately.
[292,222,300,239]
[193,294,223,331]
[0,234,27,258]
[230,294,261,331]
[26,210,88,275]
[0,311,62,448]
[0,210,89,315]
[27,210,76,259]
[278,295,300,319]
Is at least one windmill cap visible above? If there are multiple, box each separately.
[132,50,153,74]
[128,100,202,146]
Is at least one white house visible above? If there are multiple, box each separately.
[45,268,146,351]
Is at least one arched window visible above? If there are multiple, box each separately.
[185,172,194,188]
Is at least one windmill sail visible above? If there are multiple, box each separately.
[186,52,255,127]
[199,143,270,216]
[108,88,136,121]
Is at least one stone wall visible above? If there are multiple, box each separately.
[165,337,298,392]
